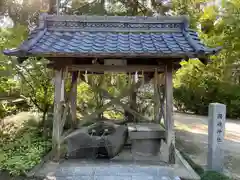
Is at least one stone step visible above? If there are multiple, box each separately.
[54,162,180,180]
[53,176,181,180]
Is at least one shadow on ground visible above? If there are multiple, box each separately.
[175,129,240,180]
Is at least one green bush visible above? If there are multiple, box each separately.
[174,59,240,119]
[0,112,51,176]
[0,102,17,118]
[174,80,240,118]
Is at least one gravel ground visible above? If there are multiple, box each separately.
[174,112,240,180]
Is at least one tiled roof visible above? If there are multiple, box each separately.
[3,14,221,60]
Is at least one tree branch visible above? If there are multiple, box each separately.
[15,65,44,112]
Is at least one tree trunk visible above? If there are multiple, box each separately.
[49,0,57,14]
[42,106,49,137]
[127,0,139,15]
[0,0,6,15]
[129,90,137,122]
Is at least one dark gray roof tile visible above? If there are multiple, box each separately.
[3,14,221,60]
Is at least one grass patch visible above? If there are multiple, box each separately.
[0,112,51,176]
[179,150,204,176]
[179,150,232,180]
[201,171,231,180]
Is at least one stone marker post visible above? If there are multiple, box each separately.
[208,103,226,172]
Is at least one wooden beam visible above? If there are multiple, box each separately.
[47,58,74,70]
[67,65,164,72]
[165,63,175,164]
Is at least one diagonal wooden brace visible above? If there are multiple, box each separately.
[96,88,151,122]
[80,79,144,122]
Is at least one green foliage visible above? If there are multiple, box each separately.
[0,131,51,176]
[0,112,51,176]
[201,171,231,180]
[70,0,171,16]
[16,58,54,115]
[1,25,53,122]
[173,0,240,119]
[0,25,28,118]
[0,25,27,95]
[76,73,154,120]
[104,110,124,119]
[77,73,129,118]
[0,101,17,118]
[174,60,240,118]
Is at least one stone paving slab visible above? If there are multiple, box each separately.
[39,148,199,180]
[53,161,177,180]
[40,155,199,180]
[53,176,176,180]
[52,176,175,180]
[54,177,92,180]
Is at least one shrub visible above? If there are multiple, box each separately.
[174,80,240,118]
[0,112,51,176]
[174,59,240,119]
[0,102,17,118]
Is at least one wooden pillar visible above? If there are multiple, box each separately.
[70,71,78,129]
[52,69,63,161]
[165,64,175,164]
